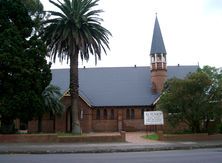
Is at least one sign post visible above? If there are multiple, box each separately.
[144,111,164,135]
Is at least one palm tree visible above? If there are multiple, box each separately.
[43,0,111,134]
[39,84,64,132]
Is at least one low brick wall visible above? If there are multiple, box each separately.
[0,134,57,143]
[162,133,222,141]
[59,131,125,143]
[0,132,126,143]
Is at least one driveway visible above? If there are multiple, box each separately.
[126,132,158,144]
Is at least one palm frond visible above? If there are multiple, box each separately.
[43,0,111,64]
[42,84,64,114]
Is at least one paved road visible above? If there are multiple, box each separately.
[1,148,222,163]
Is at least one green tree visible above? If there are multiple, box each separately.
[38,84,64,132]
[43,0,111,134]
[0,0,51,133]
[157,66,222,133]
[199,66,222,132]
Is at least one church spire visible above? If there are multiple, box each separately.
[150,15,166,55]
[150,15,167,71]
[150,15,167,93]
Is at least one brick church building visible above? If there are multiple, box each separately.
[27,16,198,133]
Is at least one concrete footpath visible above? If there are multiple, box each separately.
[1,132,222,154]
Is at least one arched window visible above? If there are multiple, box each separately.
[131,109,135,119]
[96,109,100,120]
[126,109,130,119]
[103,109,107,120]
[80,110,84,120]
[111,109,114,120]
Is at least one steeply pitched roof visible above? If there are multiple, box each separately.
[51,66,198,107]
[150,16,167,55]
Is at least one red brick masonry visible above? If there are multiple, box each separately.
[162,133,222,141]
[0,131,126,143]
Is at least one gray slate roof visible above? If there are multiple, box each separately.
[51,66,198,107]
[150,16,167,55]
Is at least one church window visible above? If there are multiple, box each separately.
[96,109,100,120]
[126,109,135,119]
[110,109,114,120]
[80,110,83,119]
[131,109,135,119]
[126,109,130,119]
[104,109,107,120]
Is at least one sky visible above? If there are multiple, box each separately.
[40,0,222,69]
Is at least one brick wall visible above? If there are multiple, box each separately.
[55,114,67,132]
[123,119,145,131]
[92,107,154,132]
[24,95,159,133]
[58,132,125,143]
[151,70,167,93]
[92,120,118,132]
[53,96,93,133]
[28,120,38,133]
[79,97,92,133]
[162,133,222,141]
[0,132,126,143]
[0,134,57,143]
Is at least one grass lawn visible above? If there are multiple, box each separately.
[143,133,159,140]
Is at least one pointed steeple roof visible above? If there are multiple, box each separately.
[150,15,167,55]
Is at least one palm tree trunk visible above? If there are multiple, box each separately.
[70,46,81,134]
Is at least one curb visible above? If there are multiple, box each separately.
[1,143,222,154]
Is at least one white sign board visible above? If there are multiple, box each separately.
[144,111,164,125]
